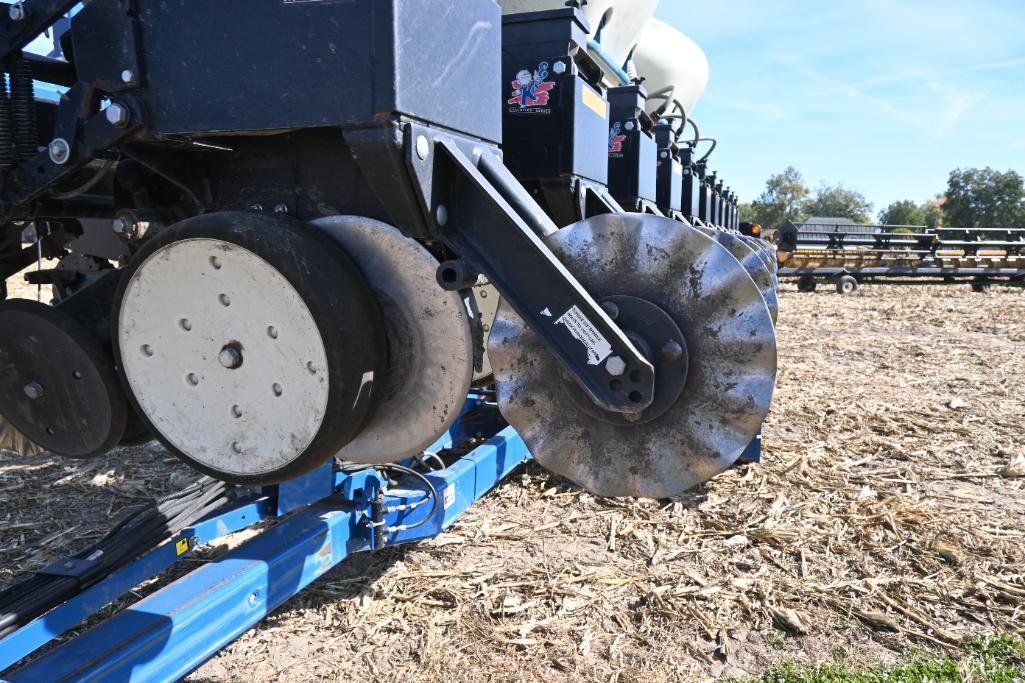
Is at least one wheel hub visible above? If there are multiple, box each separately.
[563,295,688,427]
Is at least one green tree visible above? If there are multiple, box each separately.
[879,199,926,227]
[921,198,944,229]
[747,166,809,228]
[802,183,874,223]
[943,167,1025,229]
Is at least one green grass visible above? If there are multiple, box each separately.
[739,635,1025,683]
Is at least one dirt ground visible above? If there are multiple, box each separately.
[1,273,1024,681]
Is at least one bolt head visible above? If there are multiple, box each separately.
[48,138,70,165]
[605,355,626,377]
[661,340,685,364]
[23,382,44,400]
[415,135,430,160]
[218,346,243,370]
[553,61,567,75]
[600,301,619,320]
[105,103,130,127]
[9,3,25,21]
[624,120,636,131]
[112,215,134,236]
[121,69,135,84]
[436,204,449,227]
[272,203,288,215]
[248,203,264,213]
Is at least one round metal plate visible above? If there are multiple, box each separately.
[0,299,127,457]
[114,213,386,484]
[118,239,331,476]
[489,213,777,498]
[312,216,474,463]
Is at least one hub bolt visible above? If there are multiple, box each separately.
[9,3,26,21]
[605,355,626,377]
[661,340,685,364]
[600,301,619,320]
[23,382,44,400]
[218,346,243,370]
[105,103,130,128]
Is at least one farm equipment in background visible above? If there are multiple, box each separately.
[776,220,1025,293]
[0,0,778,676]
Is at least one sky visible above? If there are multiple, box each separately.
[655,0,1025,218]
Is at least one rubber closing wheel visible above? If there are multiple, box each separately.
[311,216,474,463]
[489,214,777,498]
[0,299,128,457]
[113,212,386,484]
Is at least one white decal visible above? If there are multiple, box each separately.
[443,484,456,510]
[555,305,613,366]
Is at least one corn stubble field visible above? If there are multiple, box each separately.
[1,273,1024,681]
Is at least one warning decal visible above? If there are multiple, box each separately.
[555,305,613,366]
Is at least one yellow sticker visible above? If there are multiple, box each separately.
[175,538,189,556]
[581,85,606,119]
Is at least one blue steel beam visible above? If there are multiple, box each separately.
[5,427,530,682]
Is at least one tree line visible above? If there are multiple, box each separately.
[739,166,1025,230]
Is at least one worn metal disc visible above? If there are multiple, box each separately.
[114,213,385,484]
[0,299,128,458]
[312,216,474,463]
[489,213,777,498]
[698,228,778,324]
[744,235,778,278]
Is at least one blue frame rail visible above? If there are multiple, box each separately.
[0,401,530,682]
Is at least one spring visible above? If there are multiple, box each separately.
[0,71,13,170]
[10,56,38,162]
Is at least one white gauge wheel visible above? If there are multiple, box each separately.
[118,239,329,477]
[113,212,385,483]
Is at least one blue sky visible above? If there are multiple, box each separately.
[655,0,1025,218]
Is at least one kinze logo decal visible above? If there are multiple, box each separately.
[508,62,555,113]
[609,122,627,155]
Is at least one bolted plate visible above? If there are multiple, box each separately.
[489,213,777,498]
[0,299,128,458]
[311,216,474,463]
[114,213,386,484]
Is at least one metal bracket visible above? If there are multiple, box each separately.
[406,128,654,412]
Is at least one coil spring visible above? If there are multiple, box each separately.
[10,56,37,162]
[0,71,13,170]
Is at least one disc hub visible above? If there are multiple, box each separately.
[563,295,688,427]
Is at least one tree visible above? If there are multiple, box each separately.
[879,200,926,227]
[747,167,809,228]
[921,198,944,229]
[943,167,1025,229]
[802,184,873,223]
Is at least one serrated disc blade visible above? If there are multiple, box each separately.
[489,214,777,498]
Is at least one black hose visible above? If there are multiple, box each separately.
[0,477,234,639]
